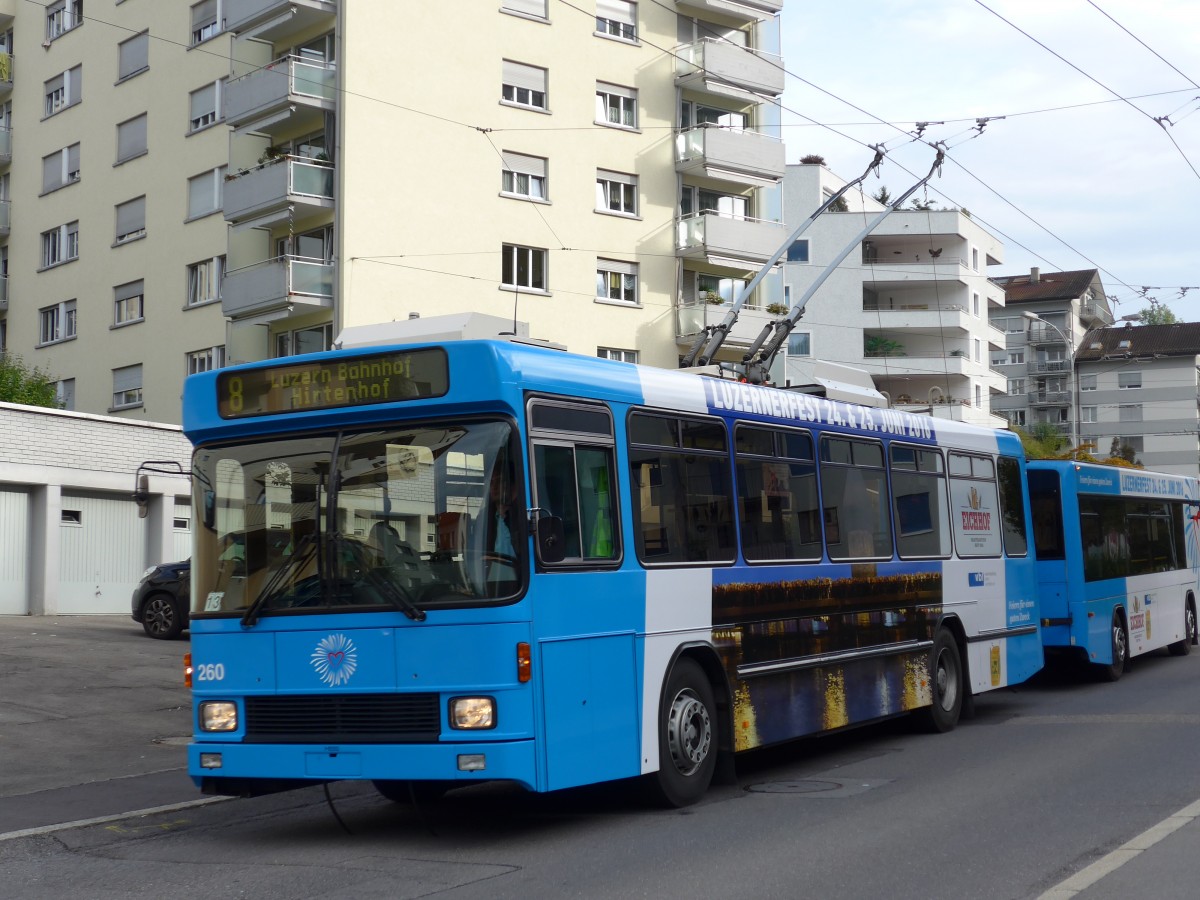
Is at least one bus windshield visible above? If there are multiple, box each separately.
[190,419,523,620]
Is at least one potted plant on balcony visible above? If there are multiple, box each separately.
[704,291,724,305]
[766,303,789,315]
[864,335,905,357]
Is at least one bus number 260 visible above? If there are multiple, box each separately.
[195,663,226,682]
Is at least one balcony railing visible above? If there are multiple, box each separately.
[1081,300,1114,325]
[0,126,10,163]
[675,125,785,187]
[677,212,788,267]
[1028,359,1069,374]
[675,0,783,23]
[0,198,9,236]
[675,39,784,101]
[1028,390,1071,406]
[223,156,334,226]
[675,298,777,347]
[226,0,336,41]
[1026,323,1070,345]
[0,273,7,313]
[224,55,336,131]
[222,255,334,319]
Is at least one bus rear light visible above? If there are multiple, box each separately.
[517,642,531,683]
[184,653,193,688]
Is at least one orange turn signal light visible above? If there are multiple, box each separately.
[517,642,531,683]
[184,652,193,688]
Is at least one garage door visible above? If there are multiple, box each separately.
[0,488,30,614]
[59,491,147,614]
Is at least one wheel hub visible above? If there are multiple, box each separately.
[666,688,711,776]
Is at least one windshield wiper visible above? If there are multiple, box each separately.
[241,530,319,627]
[340,537,426,622]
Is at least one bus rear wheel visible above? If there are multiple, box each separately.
[917,628,963,733]
[648,658,717,808]
[1099,614,1128,682]
[1169,601,1197,657]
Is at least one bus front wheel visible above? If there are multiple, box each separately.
[1169,601,1196,657]
[1100,614,1128,682]
[649,658,717,808]
[918,628,963,733]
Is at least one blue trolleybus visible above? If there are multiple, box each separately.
[182,323,1044,806]
[1026,460,1200,679]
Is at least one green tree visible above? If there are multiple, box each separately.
[1108,436,1141,466]
[1014,422,1069,459]
[0,355,60,408]
[799,154,827,165]
[1137,303,1178,325]
[871,186,892,206]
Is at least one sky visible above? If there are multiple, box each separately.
[778,0,1200,321]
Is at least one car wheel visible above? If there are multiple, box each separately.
[142,593,184,640]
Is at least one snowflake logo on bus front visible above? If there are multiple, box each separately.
[311,633,358,687]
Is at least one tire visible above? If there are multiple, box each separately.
[917,628,963,733]
[648,658,718,808]
[141,593,184,640]
[1099,613,1128,682]
[1169,601,1197,657]
[372,780,449,805]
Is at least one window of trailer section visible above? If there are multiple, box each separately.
[889,444,950,559]
[628,412,734,565]
[947,452,1002,558]
[735,425,821,562]
[819,436,891,560]
[997,456,1029,556]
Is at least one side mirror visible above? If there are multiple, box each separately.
[536,516,566,564]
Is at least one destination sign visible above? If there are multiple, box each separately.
[216,349,449,418]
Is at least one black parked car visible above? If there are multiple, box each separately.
[131,560,190,640]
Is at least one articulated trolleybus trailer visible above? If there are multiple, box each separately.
[1027,460,1200,680]
[182,318,1043,807]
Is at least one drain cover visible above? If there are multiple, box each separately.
[746,778,892,798]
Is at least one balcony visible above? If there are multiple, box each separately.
[675,125,784,188]
[0,274,7,313]
[0,198,9,237]
[224,55,336,135]
[1028,358,1070,374]
[226,0,336,42]
[675,0,782,23]
[675,39,784,103]
[677,212,788,269]
[1028,390,1071,407]
[1025,322,1070,345]
[0,126,9,164]
[224,156,334,229]
[0,52,12,98]
[222,255,335,320]
[860,253,971,289]
[1081,300,1114,325]
[675,299,777,350]
[862,300,972,331]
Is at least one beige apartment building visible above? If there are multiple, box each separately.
[0,0,787,425]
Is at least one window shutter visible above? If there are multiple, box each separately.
[502,0,546,15]
[119,33,149,79]
[192,0,217,30]
[117,114,147,162]
[502,60,545,92]
[115,196,145,238]
[597,169,635,185]
[599,258,636,276]
[43,153,62,192]
[597,1,634,25]
[501,151,546,178]
[113,365,143,393]
[597,81,635,99]
[190,83,215,121]
[115,280,144,303]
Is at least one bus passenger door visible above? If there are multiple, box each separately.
[1028,469,1069,639]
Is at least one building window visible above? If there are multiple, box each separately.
[186,256,224,306]
[786,239,810,263]
[500,151,547,200]
[1118,404,1142,423]
[596,169,637,216]
[42,143,81,193]
[1118,371,1142,390]
[39,300,77,345]
[113,280,144,326]
[501,0,548,17]
[187,346,225,374]
[187,167,224,219]
[697,273,746,306]
[41,222,80,269]
[44,65,83,117]
[1081,406,1098,423]
[56,379,75,411]
[596,1,636,41]
[114,196,146,244]
[971,247,979,271]
[1008,378,1025,394]
[275,324,331,358]
[595,81,636,128]
[116,113,147,163]
[501,244,547,291]
[1079,374,1097,391]
[974,338,981,362]
[46,0,82,41]
[188,81,222,132]
[598,347,637,363]
[1006,410,1027,426]
[596,258,637,304]
[501,60,547,110]
[112,364,143,410]
[118,31,149,81]
[1007,350,1025,365]
[788,333,812,357]
[190,0,222,46]
[972,293,980,316]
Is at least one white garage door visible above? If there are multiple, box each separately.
[59,491,148,614]
[0,488,31,614]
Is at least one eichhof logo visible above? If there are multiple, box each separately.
[311,633,358,687]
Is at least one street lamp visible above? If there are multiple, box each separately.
[1023,311,1077,455]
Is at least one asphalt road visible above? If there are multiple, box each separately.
[2,616,1200,899]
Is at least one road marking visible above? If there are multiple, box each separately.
[1038,796,1200,899]
[0,797,229,843]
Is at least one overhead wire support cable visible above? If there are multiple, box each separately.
[739,143,948,386]
[680,146,887,369]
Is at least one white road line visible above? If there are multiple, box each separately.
[0,797,230,843]
[1038,797,1200,899]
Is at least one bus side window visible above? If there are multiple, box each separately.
[1027,469,1065,560]
[997,456,1029,557]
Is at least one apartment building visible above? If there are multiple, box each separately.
[0,1,788,423]
[1075,322,1200,477]
[988,268,1114,442]
[0,0,238,421]
[778,163,1008,428]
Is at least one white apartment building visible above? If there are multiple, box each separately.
[778,164,1008,428]
[0,1,788,424]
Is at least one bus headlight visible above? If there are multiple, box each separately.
[449,697,495,729]
[199,701,238,732]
